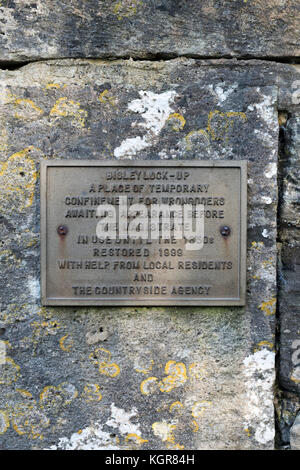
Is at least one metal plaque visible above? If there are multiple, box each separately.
[41,160,247,306]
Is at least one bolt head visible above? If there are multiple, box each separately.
[220,225,231,237]
[57,225,68,236]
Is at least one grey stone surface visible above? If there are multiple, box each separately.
[290,412,300,450]
[1,59,299,449]
[276,395,300,449]
[276,106,300,447]
[0,1,299,62]
[278,246,300,394]
[278,116,300,394]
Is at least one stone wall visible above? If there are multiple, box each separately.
[0,1,299,450]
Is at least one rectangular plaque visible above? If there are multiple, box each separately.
[41,160,247,306]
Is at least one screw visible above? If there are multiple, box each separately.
[220,225,231,237]
[57,225,68,237]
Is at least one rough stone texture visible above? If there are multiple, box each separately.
[278,243,300,394]
[0,59,299,450]
[276,394,300,449]
[0,1,299,453]
[277,107,300,448]
[290,412,300,450]
[0,1,299,62]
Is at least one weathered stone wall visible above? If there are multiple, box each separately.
[0,1,299,450]
[0,0,299,61]
[277,112,300,449]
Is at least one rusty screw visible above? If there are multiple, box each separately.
[220,225,231,237]
[57,225,68,237]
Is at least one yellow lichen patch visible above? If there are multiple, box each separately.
[172,443,185,450]
[113,0,142,20]
[32,320,61,332]
[262,258,273,267]
[0,410,9,434]
[37,307,53,320]
[260,298,276,316]
[191,401,212,418]
[125,433,148,445]
[135,358,154,374]
[184,129,210,151]
[45,83,61,90]
[169,401,184,414]
[11,402,50,440]
[0,357,20,385]
[226,111,247,121]
[39,382,78,411]
[50,97,87,128]
[140,360,188,395]
[140,377,159,395]
[254,341,274,352]
[291,377,300,384]
[251,241,264,250]
[207,110,247,141]
[207,110,227,140]
[244,427,251,437]
[98,89,116,107]
[0,147,37,213]
[159,361,187,393]
[59,334,73,352]
[82,384,102,402]
[291,368,300,384]
[89,347,120,378]
[16,389,33,399]
[26,237,38,248]
[14,98,44,120]
[98,362,120,378]
[89,347,112,365]
[191,420,199,432]
[166,113,186,131]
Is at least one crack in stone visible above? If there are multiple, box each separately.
[0,55,299,71]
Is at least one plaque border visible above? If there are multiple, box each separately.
[41,160,247,306]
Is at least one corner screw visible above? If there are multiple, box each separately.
[220,225,231,237]
[57,225,68,237]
